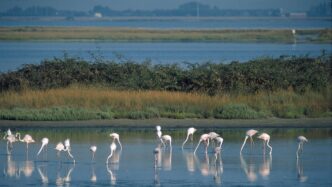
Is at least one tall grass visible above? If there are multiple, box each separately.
[0,86,330,120]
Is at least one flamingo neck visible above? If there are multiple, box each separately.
[240,136,249,154]
[16,133,24,142]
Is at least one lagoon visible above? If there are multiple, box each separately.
[0,41,331,72]
[0,126,331,186]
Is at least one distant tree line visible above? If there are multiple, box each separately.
[0,54,331,95]
[0,2,296,18]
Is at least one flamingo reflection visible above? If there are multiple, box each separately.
[240,154,257,182]
[37,164,49,185]
[90,164,97,183]
[106,163,117,185]
[4,154,18,178]
[297,157,308,182]
[182,150,196,172]
[162,148,172,171]
[18,160,35,178]
[56,163,75,187]
[259,154,272,179]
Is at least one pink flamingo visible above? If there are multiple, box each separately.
[240,129,258,154]
[182,127,197,149]
[194,134,210,154]
[258,133,272,155]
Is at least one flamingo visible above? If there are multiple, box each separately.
[90,145,97,161]
[297,136,308,158]
[37,137,49,157]
[110,133,122,150]
[55,142,65,158]
[106,142,117,164]
[194,134,210,154]
[258,133,272,155]
[162,135,172,150]
[6,134,17,154]
[3,129,12,139]
[214,137,224,149]
[156,126,165,146]
[16,133,35,151]
[182,127,197,149]
[64,139,75,163]
[240,129,258,154]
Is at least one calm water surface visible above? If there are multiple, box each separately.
[0,18,331,29]
[0,127,331,186]
[0,41,331,72]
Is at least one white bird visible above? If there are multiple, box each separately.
[156,126,165,146]
[64,139,75,163]
[90,145,97,161]
[110,133,122,150]
[214,137,224,149]
[194,134,210,154]
[162,135,172,150]
[3,129,12,139]
[182,127,197,149]
[16,133,35,150]
[240,129,258,154]
[55,142,65,158]
[292,29,296,35]
[37,137,49,157]
[106,142,117,164]
[208,132,220,139]
[258,133,272,155]
[297,136,308,158]
[6,134,17,154]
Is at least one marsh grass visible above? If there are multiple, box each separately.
[0,27,330,43]
[0,85,330,120]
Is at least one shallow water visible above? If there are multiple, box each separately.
[0,127,331,186]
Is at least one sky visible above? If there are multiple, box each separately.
[0,0,330,12]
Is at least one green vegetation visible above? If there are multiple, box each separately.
[0,54,331,121]
[0,27,331,43]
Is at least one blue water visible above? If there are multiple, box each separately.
[0,18,331,29]
[0,127,331,186]
[0,41,331,72]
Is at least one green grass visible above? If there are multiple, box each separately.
[0,86,330,120]
[0,27,331,43]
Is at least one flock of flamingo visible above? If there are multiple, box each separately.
[2,126,308,164]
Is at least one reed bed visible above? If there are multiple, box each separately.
[0,27,330,43]
[0,86,330,120]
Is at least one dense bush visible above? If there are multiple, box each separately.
[0,54,331,95]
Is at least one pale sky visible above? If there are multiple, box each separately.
[0,0,329,12]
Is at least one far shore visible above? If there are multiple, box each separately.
[0,118,331,129]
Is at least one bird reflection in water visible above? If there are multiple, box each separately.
[107,163,117,185]
[182,150,196,172]
[195,152,210,176]
[162,148,172,171]
[18,160,35,178]
[4,154,18,178]
[37,164,49,185]
[90,164,97,183]
[56,163,75,187]
[106,149,122,185]
[259,154,272,179]
[212,147,223,185]
[296,157,308,182]
[154,145,162,186]
[240,154,257,182]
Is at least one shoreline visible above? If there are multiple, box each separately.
[0,118,331,128]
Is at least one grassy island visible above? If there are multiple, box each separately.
[0,27,331,43]
[0,55,331,121]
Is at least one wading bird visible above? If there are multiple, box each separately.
[55,142,65,159]
[64,139,75,163]
[258,133,272,155]
[110,133,122,150]
[16,133,35,152]
[182,127,197,149]
[37,137,49,158]
[106,142,117,164]
[90,145,97,162]
[162,135,172,150]
[3,129,12,140]
[6,134,17,154]
[156,126,165,146]
[214,137,224,150]
[240,129,258,154]
[296,136,308,158]
[194,134,210,154]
